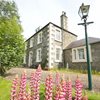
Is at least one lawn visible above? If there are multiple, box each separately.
[0,77,12,100]
[0,76,46,100]
[0,76,100,100]
[50,68,100,75]
[87,91,100,100]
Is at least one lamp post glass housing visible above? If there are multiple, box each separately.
[78,3,92,90]
[78,3,90,19]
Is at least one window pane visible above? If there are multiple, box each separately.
[38,50,41,60]
[39,33,42,42]
[37,48,41,62]
[78,49,85,59]
[56,48,60,60]
[55,29,61,41]
[30,38,33,47]
[38,32,42,44]
[73,49,76,60]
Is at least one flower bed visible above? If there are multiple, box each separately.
[10,65,87,100]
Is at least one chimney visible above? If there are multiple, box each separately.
[60,11,68,30]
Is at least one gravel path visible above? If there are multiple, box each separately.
[5,67,100,92]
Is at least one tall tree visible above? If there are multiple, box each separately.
[0,0,25,75]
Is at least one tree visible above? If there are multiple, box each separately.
[0,0,25,75]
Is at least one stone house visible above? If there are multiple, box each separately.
[24,12,77,68]
[63,37,100,71]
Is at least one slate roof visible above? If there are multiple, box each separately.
[26,22,77,41]
[65,37,100,49]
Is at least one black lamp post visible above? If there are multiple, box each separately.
[78,3,93,90]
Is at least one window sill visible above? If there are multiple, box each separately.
[72,59,92,62]
[37,42,42,45]
[72,60,86,62]
[55,39,62,42]
[29,46,33,48]
[36,60,41,62]
[55,60,62,62]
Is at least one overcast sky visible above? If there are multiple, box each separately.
[14,0,99,40]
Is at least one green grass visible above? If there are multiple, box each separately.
[86,90,100,100]
[0,77,12,100]
[0,76,100,100]
[50,68,100,75]
[72,89,100,100]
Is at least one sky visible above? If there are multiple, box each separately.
[14,0,100,40]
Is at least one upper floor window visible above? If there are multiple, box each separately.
[55,46,62,62]
[37,32,42,44]
[30,37,34,48]
[72,46,92,62]
[55,29,61,42]
[36,48,42,62]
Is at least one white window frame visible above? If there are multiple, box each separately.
[28,51,33,66]
[30,37,34,48]
[55,28,61,42]
[55,46,62,62]
[23,53,26,64]
[78,48,85,60]
[36,48,42,62]
[37,32,42,44]
[72,46,92,62]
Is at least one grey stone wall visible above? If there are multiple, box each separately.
[62,30,77,49]
[91,42,100,71]
[63,42,100,71]
[25,25,49,68]
[25,22,77,68]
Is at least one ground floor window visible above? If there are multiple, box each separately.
[55,46,62,62]
[28,51,33,66]
[72,45,92,62]
[36,48,42,62]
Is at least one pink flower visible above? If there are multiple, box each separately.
[55,72,60,86]
[54,75,67,100]
[30,64,42,100]
[10,75,19,100]
[74,76,83,100]
[18,70,27,100]
[66,77,72,100]
[45,74,53,100]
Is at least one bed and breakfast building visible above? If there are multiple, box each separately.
[24,11,100,71]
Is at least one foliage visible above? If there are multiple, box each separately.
[0,0,25,73]
[0,66,6,75]
[41,58,48,69]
